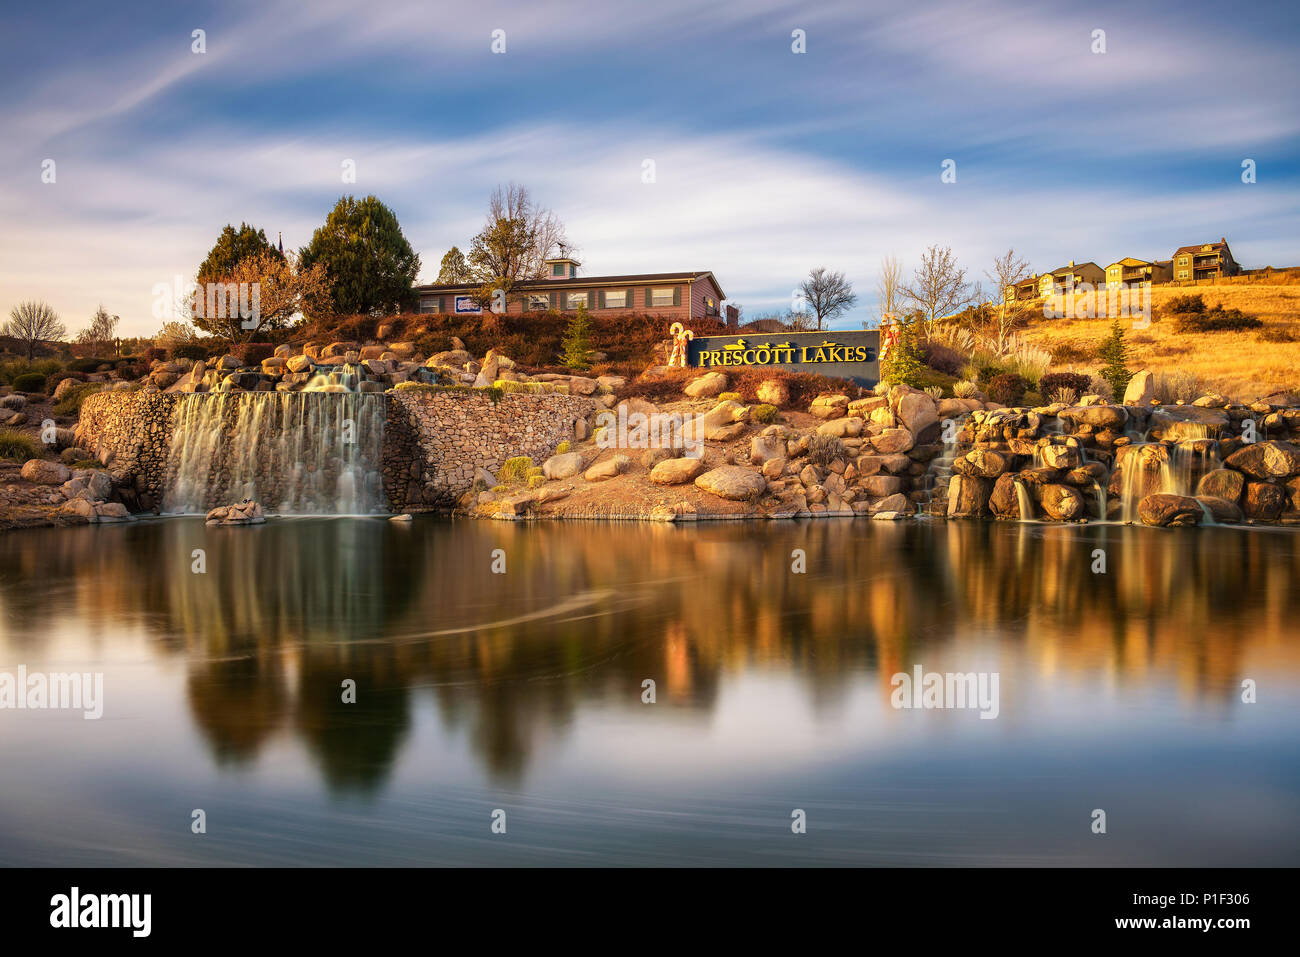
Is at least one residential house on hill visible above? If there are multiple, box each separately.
[1105,257,1172,288]
[1172,238,1240,281]
[1038,261,1105,296]
[414,257,728,323]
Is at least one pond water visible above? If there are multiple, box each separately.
[1,516,1297,866]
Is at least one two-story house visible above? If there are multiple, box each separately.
[1171,239,1240,281]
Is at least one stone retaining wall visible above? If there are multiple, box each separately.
[383,388,598,509]
[74,388,598,513]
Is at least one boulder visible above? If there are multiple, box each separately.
[870,492,912,514]
[21,459,71,485]
[1224,441,1300,480]
[694,466,766,500]
[1195,468,1245,502]
[1243,482,1287,521]
[1037,444,1081,470]
[286,354,313,374]
[1123,370,1155,405]
[641,447,674,469]
[809,394,849,419]
[542,452,584,480]
[52,378,84,402]
[954,449,1007,478]
[684,371,728,398]
[1197,496,1243,524]
[859,475,902,497]
[650,456,707,485]
[848,396,888,417]
[56,498,98,524]
[205,500,265,526]
[568,376,599,396]
[583,454,631,482]
[1138,493,1202,527]
[1039,484,1086,521]
[817,417,863,438]
[750,433,786,466]
[896,391,940,437]
[946,475,993,518]
[757,379,790,407]
[871,428,914,454]
[1059,404,1128,430]
[93,502,132,522]
[706,421,748,442]
[990,474,1029,520]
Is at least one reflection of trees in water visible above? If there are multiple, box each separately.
[2,519,1299,791]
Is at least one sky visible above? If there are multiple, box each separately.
[1,0,1298,336]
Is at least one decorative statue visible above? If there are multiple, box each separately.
[667,322,694,367]
[879,315,900,361]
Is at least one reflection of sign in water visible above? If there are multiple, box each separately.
[454,295,482,315]
[687,330,880,386]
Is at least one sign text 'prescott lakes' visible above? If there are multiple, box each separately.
[687,330,880,386]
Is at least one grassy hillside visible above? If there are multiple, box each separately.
[1022,282,1300,401]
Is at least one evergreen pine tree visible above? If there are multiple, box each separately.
[880,315,927,388]
[561,302,594,370]
[1097,320,1132,399]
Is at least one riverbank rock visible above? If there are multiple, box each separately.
[205,500,266,526]
[1243,482,1287,520]
[21,459,71,485]
[93,502,133,523]
[947,475,992,518]
[583,455,631,482]
[1039,484,1086,521]
[542,451,584,480]
[1197,496,1243,524]
[1124,370,1155,405]
[650,456,707,485]
[694,466,765,500]
[1138,493,1202,527]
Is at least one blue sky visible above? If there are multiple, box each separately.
[2,0,1298,335]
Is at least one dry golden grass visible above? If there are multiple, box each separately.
[1022,283,1300,402]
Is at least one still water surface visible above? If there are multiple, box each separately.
[1,517,1297,866]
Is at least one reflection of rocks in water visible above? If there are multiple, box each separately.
[187,654,289,766]
[4,517,1300,792]
[295,655,411,797]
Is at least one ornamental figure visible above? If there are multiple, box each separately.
[667,322,694,367]
[879,315,900,361]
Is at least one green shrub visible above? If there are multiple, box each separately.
[68,357,109,374]
[986,372,1028,405]
[556,440,572,454]
[952,380,979,398]
[561,303,594,370]
[498,456,534,482]
[1096,320,1133,400]
[12,372,46,393]
[1174,306,1262,333]
[1163,294,1206,317]
[71,459,103,470]
[879,318,927,388]
[752,404,778,424]
[0,429,40,461]
[528,474,546,489]
[718,391,742,401]
[1257,324,1300,343]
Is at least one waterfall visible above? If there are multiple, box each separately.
[1115,439,1220,523]
[1013,478,1035,521]
[163,392,386,515]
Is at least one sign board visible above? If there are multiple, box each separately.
[453,295,483,315]
[687,330,880,386]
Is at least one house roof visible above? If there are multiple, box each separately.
[1044,262,1100,277]
[416,271,726,299]
[1108,257,1152,268]
[1174,240,1231,256]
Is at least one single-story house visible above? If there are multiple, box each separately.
[414,257,727,322]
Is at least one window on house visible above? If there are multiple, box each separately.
[552,263,566,277]
[525,294,550,311]
[1178,271,1188,279]
[651,287,675,307]
[419,297,440,314]
[566,292,588,310]
[704,297,718,316]
[604,291,627,308]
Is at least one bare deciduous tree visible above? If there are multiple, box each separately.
[469,183,570,284]
[5,300,66,359]
[871,254,902,328]
[902,245,978,336]
[986,248,1033,351]
[74,304,119,354]
[799,267,858,331]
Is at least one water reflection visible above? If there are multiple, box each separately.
[1,517,1298,864]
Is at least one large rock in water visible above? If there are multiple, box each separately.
[1243,482,1287,520]
[1039,484,1085,521]
[694,466,766,500]
[1138,493,1202,527]
[1224,441,1300,480]
[895,391,939,436]
[21,459,71,485]
[650,456,707,485]
[1196,468,1245,502]
[1197,496,1243,524]
[205,500,266,526]
[954,449,1007,478]
[946,475,992,518]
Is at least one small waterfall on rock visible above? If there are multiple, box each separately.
[918,413,969,515]
[163,392,386,514]
[1013,477,1035,521]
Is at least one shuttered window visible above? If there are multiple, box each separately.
[566,292,588,310]
[604,290,627,308]
[651,287,676,307]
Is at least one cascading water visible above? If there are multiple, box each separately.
[163,392,386,515]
